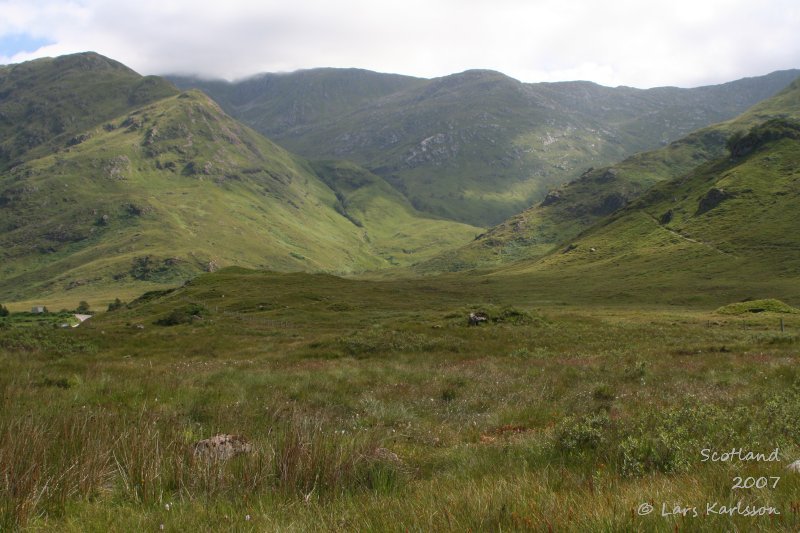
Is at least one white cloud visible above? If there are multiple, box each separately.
[0,0,798,88]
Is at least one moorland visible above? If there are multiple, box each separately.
[1,52,800,531]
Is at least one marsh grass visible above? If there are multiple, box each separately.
[2,271,800,530]
[0,406,407,529]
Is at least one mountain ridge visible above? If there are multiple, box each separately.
[171,67,800,225]
[2,52,799,304]
[417,74,800,272]
[0,52,179,170]
[490,116,800,304]
[0,54,480,303]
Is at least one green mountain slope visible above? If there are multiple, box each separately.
[493,118,800,304]
[0,52,178,169]
[310,160,481,266]
[0,55,481,303]
[169,68,425,140]
[0,91,372,301]
[277,69,608,226]
[422,76,800,272]
[173,68,800,226]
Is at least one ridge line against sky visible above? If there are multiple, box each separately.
[1,0,799,89]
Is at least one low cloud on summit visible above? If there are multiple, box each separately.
[1,0,799,88]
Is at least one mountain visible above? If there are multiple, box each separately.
[171,68,800,226]
[168,68,425,140]
[3,52,798,304]
[492,117,800,304]
[419,76,800,272]
[0,52,178,170]
[0,54,480,303]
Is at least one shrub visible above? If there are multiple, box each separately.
[128,288,176,307]
[623,360,647,381]
[592,383,616,403]
[615,406,724,477]
[556,412,610,453]
[495,306,535,325]
[618,432,693,477]
[727,118,800,158]
[0,329,97,356]
[716,298,799,315]
[155,303,209,326]
[455,305,541,326]
[336,329,465,357]
[440,387,458,402]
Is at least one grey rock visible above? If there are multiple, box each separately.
[468,312,488,326]
[193,434,253,461]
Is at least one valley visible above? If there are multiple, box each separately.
[1,51,799,531]
[173,68,800,226]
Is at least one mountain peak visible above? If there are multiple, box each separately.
[0,53,177,170]
[5,51,138,78]
[436,69,519,85]
[52,51,136,73]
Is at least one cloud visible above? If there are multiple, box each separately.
[0,0,798,88]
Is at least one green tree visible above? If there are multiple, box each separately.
[76,301,91,314]
[0,304,9,317]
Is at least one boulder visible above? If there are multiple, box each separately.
[468,312,488,326]
[369,447,403,465]
[193,434,253,460]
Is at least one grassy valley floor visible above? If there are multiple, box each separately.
[1,269,800,531]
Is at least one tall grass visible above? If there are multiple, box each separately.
[0,408,406,529]
[0,411,114,529]
[4,275,800,529]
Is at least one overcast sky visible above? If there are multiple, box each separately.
[1,0,798,88]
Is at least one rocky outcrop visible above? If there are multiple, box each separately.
[105,155,131,180]
[591,193,628,216]
[66,133,90,147]
[594,169,618,183]
[728,118,800,158]
[404,132,461,167]
[540,189,562,206]
[697,187,733,214]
